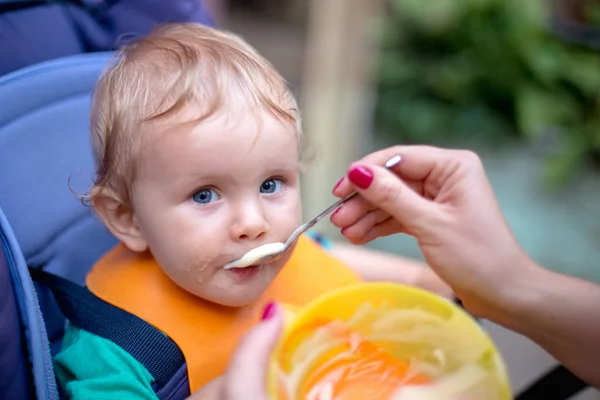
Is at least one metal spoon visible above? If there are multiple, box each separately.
[223,155,402,269]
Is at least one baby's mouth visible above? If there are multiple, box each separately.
[226,264,262,279]
[224,242,286,269]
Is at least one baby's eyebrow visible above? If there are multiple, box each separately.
[260,159,299,170]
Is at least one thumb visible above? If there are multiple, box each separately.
[223,302,283,400]
[347,163,436,231]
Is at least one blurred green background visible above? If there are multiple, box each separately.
[368,0,600,285]
[374,0,600,187]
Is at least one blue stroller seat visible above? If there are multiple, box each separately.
[0,52,118,400]
[0,48,196,399]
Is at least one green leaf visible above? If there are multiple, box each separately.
[504,0,548,32]
[391,0,463,34]
[562,51,600,96]
[515,85,578,140]
[518,40,568,85]
[377,52,418,86]
[542,132,588,188]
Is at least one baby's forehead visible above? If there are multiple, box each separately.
[133,107,300,188]
[148,103,298,148]
[139,103,299,160]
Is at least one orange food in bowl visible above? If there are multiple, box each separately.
[282,319,431,400]
[270,283,511,400]
[303,340,430,400]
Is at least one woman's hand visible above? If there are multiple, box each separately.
[331,145,600,388]
[330,145,535,317]
[220,302,282,400]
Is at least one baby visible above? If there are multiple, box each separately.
[54,23,451,399]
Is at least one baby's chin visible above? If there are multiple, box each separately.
[187,285,267,308]
[168,265,282,307]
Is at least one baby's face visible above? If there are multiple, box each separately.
[130,105,302,306]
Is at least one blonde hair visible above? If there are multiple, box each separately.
[89,23,301,207]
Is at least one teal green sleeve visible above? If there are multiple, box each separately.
[54,323,158,400]
[305,230,334,250]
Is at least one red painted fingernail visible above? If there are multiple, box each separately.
[348,165,373,189]
[261,301,277,320]
[332,178,344,193]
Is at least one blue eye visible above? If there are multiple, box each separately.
[260,178,283,194]
[192,188,219,204]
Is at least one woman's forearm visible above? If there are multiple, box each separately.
[488,260,600,389]
[329,242,454,298]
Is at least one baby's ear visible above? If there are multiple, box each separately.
[91,188,148,252]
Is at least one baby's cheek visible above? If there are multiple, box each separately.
[165,246,222,291]
[153,232,217,276]
[183,256,214,284]
[280,207,302,236]
[183,237,223,270]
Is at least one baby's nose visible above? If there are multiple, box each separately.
[230,202,269,241]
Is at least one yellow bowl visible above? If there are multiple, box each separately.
[268,282,511,399]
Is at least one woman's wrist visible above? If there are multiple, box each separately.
[453,251,540,325]
[474,256,548,332]
[414,267,455,299]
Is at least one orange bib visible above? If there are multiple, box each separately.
[86,235,361,393]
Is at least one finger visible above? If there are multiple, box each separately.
[346,163,439,233]
[359,145,450,181]
[335,208,393,237]
[331,177,425,229]
[332,145,451,198]
[330,194,378,228]
[342,217,407,245]
[224,302,283,400]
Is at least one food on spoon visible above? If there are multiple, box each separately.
[224,242,286,269]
